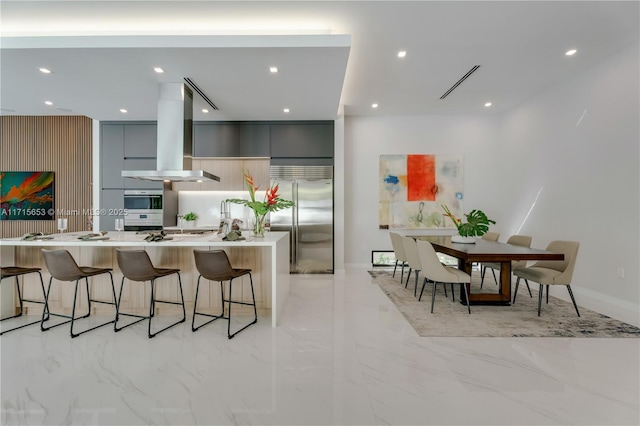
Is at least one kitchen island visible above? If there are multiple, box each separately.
[0,231,290,327]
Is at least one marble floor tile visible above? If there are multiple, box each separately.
[1,267,638,425]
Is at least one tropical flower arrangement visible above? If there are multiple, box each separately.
[226,171,295,237]
[442,204,496,238]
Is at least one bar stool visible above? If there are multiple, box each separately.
[0,266,49,335]
[192,249,257,339]
[115,249,185,338]
[40,249,118,338]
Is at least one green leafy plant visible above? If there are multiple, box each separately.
[183,212,198,222]
[442,204,496,237]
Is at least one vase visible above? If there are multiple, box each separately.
[451,234,476,244]
[253,213,266,238]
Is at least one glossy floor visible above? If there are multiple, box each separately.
[1,267,638,425]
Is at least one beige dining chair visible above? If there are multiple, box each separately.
[480,235,533,292]
[401,236,423,297]
[416,240,471,314]
[389,232,409,284]
[512,240,580,316]
[477,232,500,278]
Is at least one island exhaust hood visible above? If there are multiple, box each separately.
[122,82,220,183]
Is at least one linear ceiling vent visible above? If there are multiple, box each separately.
[184,77,219,110]
[439,65,481,99]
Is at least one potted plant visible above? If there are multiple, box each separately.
[183,212,198,227]
[442,204,496,243]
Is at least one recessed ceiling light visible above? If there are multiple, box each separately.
[270,66,279,73]
[484,102,492,107]
[397,51,407,58]
[44,101,53,106]
[202,109,209,113]
[565,49,577,56]
[153,67,165,73]
[372,103,379,108]
[39,68,52,74]
[283,108,290,113]
[120,109,128,113]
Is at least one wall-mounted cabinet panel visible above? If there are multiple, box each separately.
[124,123,157,157]
[101,124,125,189]
[123,158,162,189]
[193,123,240,157]
[239,124,270,157]
[270,123,334,158]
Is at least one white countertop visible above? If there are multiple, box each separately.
[0,231,288,247]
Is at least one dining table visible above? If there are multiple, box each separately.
[409,235,564,305]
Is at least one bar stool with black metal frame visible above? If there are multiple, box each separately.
[115,249,186,338]
[192,249,257,339]
[0,266,50,335]
[40,249,118,338]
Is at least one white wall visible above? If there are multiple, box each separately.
[344,42,639,325]
[344,114,502,265]
[498,43,639,325]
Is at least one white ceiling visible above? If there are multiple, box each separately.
[1,1,638,121]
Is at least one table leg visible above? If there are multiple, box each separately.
[459,259,512,306]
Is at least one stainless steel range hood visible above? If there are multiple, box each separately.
[122,82,220,183]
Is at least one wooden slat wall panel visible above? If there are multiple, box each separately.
[1,116,93,238]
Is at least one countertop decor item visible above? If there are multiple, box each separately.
[183,212,198,227]
[442,204,496,243]
[227,170,295,237]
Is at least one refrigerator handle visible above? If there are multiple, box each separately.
[293,181,299,268]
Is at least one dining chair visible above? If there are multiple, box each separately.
[40,249,118,338]
[401,236,423,297]
[192,249,257,339]
[389,232,409,284]
[480,235,533,293]
[512,240,580,316]
[416,240,471,314]
[115,249,186,338]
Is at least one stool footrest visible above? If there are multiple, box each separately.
[192,311,225,332]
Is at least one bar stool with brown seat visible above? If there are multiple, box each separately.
[0,266,49,335]
[115,249,186,338]
[192,249,257,339]
[40,249,118,338]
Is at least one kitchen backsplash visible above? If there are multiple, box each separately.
[178,190,268,229]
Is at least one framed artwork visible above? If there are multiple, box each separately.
[0,171,55,220]
[379,154,463,229]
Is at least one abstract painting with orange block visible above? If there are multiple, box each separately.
[379,154,463,229]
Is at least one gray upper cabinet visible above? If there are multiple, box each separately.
[193,123,239,157]
[101,124,125,189]
[124,124,157,157]
[238,124,270,157]
[270,123,334,158]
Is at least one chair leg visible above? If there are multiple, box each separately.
[431,282,437,313]
[392,260,398,278]
[450,283,455,302]
[414,272,419,297]
[566,285,580,317]
[525,279,532,297]
[419,277,427,301]
[70,275,117,338]
[491,269,498,285]
[546,285,549,304]
[443,283,448,298]
[405,268,412,288]
[400,263,406,283]
[41,277,73,332]
[0,272,50,335]
[513,277,520,303]
[115,278,148,333]
[537,284,544,316]
[480,265,485,288]
[192,276,227,332]
[227,273,258,339]
[147,273,186,338]
[462,283,471,314]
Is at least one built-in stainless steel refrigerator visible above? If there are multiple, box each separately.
[269,165,333,273]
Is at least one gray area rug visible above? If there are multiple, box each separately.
[369,269,640,337]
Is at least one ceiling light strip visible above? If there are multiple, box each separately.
[184,77,219,110]
[439,65,481,100]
